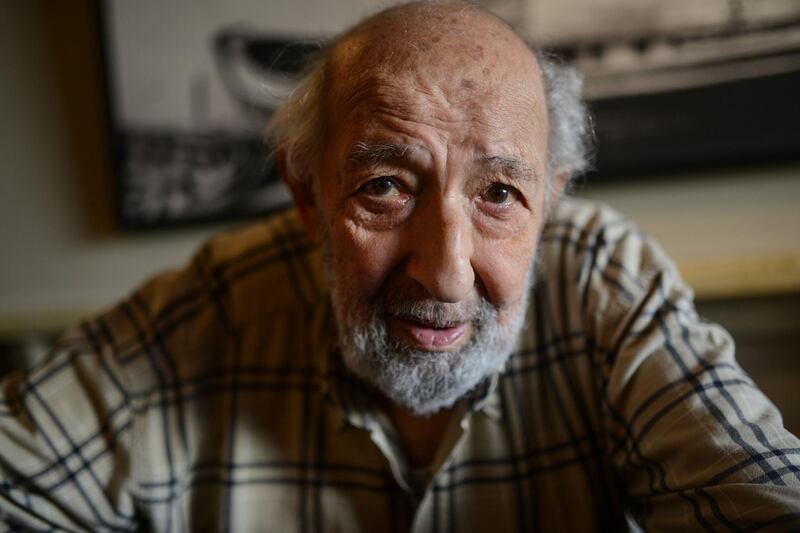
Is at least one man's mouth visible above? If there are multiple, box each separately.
[388,316,471,351]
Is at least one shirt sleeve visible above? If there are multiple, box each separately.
[597,228,800,531]
[0,322,138,531]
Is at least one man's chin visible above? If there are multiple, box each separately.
[387,317,473,352]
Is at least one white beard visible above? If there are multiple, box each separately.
[327,266,534,415]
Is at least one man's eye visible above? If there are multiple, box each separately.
[359,177,399,196]
[482,183,518,205]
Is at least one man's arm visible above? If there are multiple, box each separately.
[0,323,137,531]
[597,228,800,530]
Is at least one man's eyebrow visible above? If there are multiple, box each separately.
[348,142,413,166]
[347,144,540,182]
[479,155,540,183]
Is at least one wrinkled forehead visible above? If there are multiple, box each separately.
[323,5,548,130]
[330,6,529,73]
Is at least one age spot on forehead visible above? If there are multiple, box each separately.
[482,67,491,76]
[461,78,476,89]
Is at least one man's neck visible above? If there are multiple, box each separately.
[385,402,454,469]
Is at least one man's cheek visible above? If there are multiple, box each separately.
[333,225,398,292]
[352,218,403,256]
[475,239,538,306]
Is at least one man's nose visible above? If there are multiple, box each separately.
[404,200,475,303]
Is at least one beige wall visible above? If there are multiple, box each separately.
[1,1,799,337]
[576,165,800,298]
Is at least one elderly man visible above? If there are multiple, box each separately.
[2,1,799,531]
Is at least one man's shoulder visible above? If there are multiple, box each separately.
[536,197,691,343]
[98,207,321,352]
[547,196,643,244]
[169,205,322,316]
[199,206,312,272]
[544,196,682,290]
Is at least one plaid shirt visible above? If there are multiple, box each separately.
[1,198,799,532]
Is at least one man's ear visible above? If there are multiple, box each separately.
[276,150,319,241]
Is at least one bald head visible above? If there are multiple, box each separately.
[323,2,547,145]
[318,2,549,181]
[328,2,538,82]
[269,1,590,197]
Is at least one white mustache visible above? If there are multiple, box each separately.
[375,293,494,329]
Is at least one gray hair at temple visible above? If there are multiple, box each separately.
[266,7,592,196]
